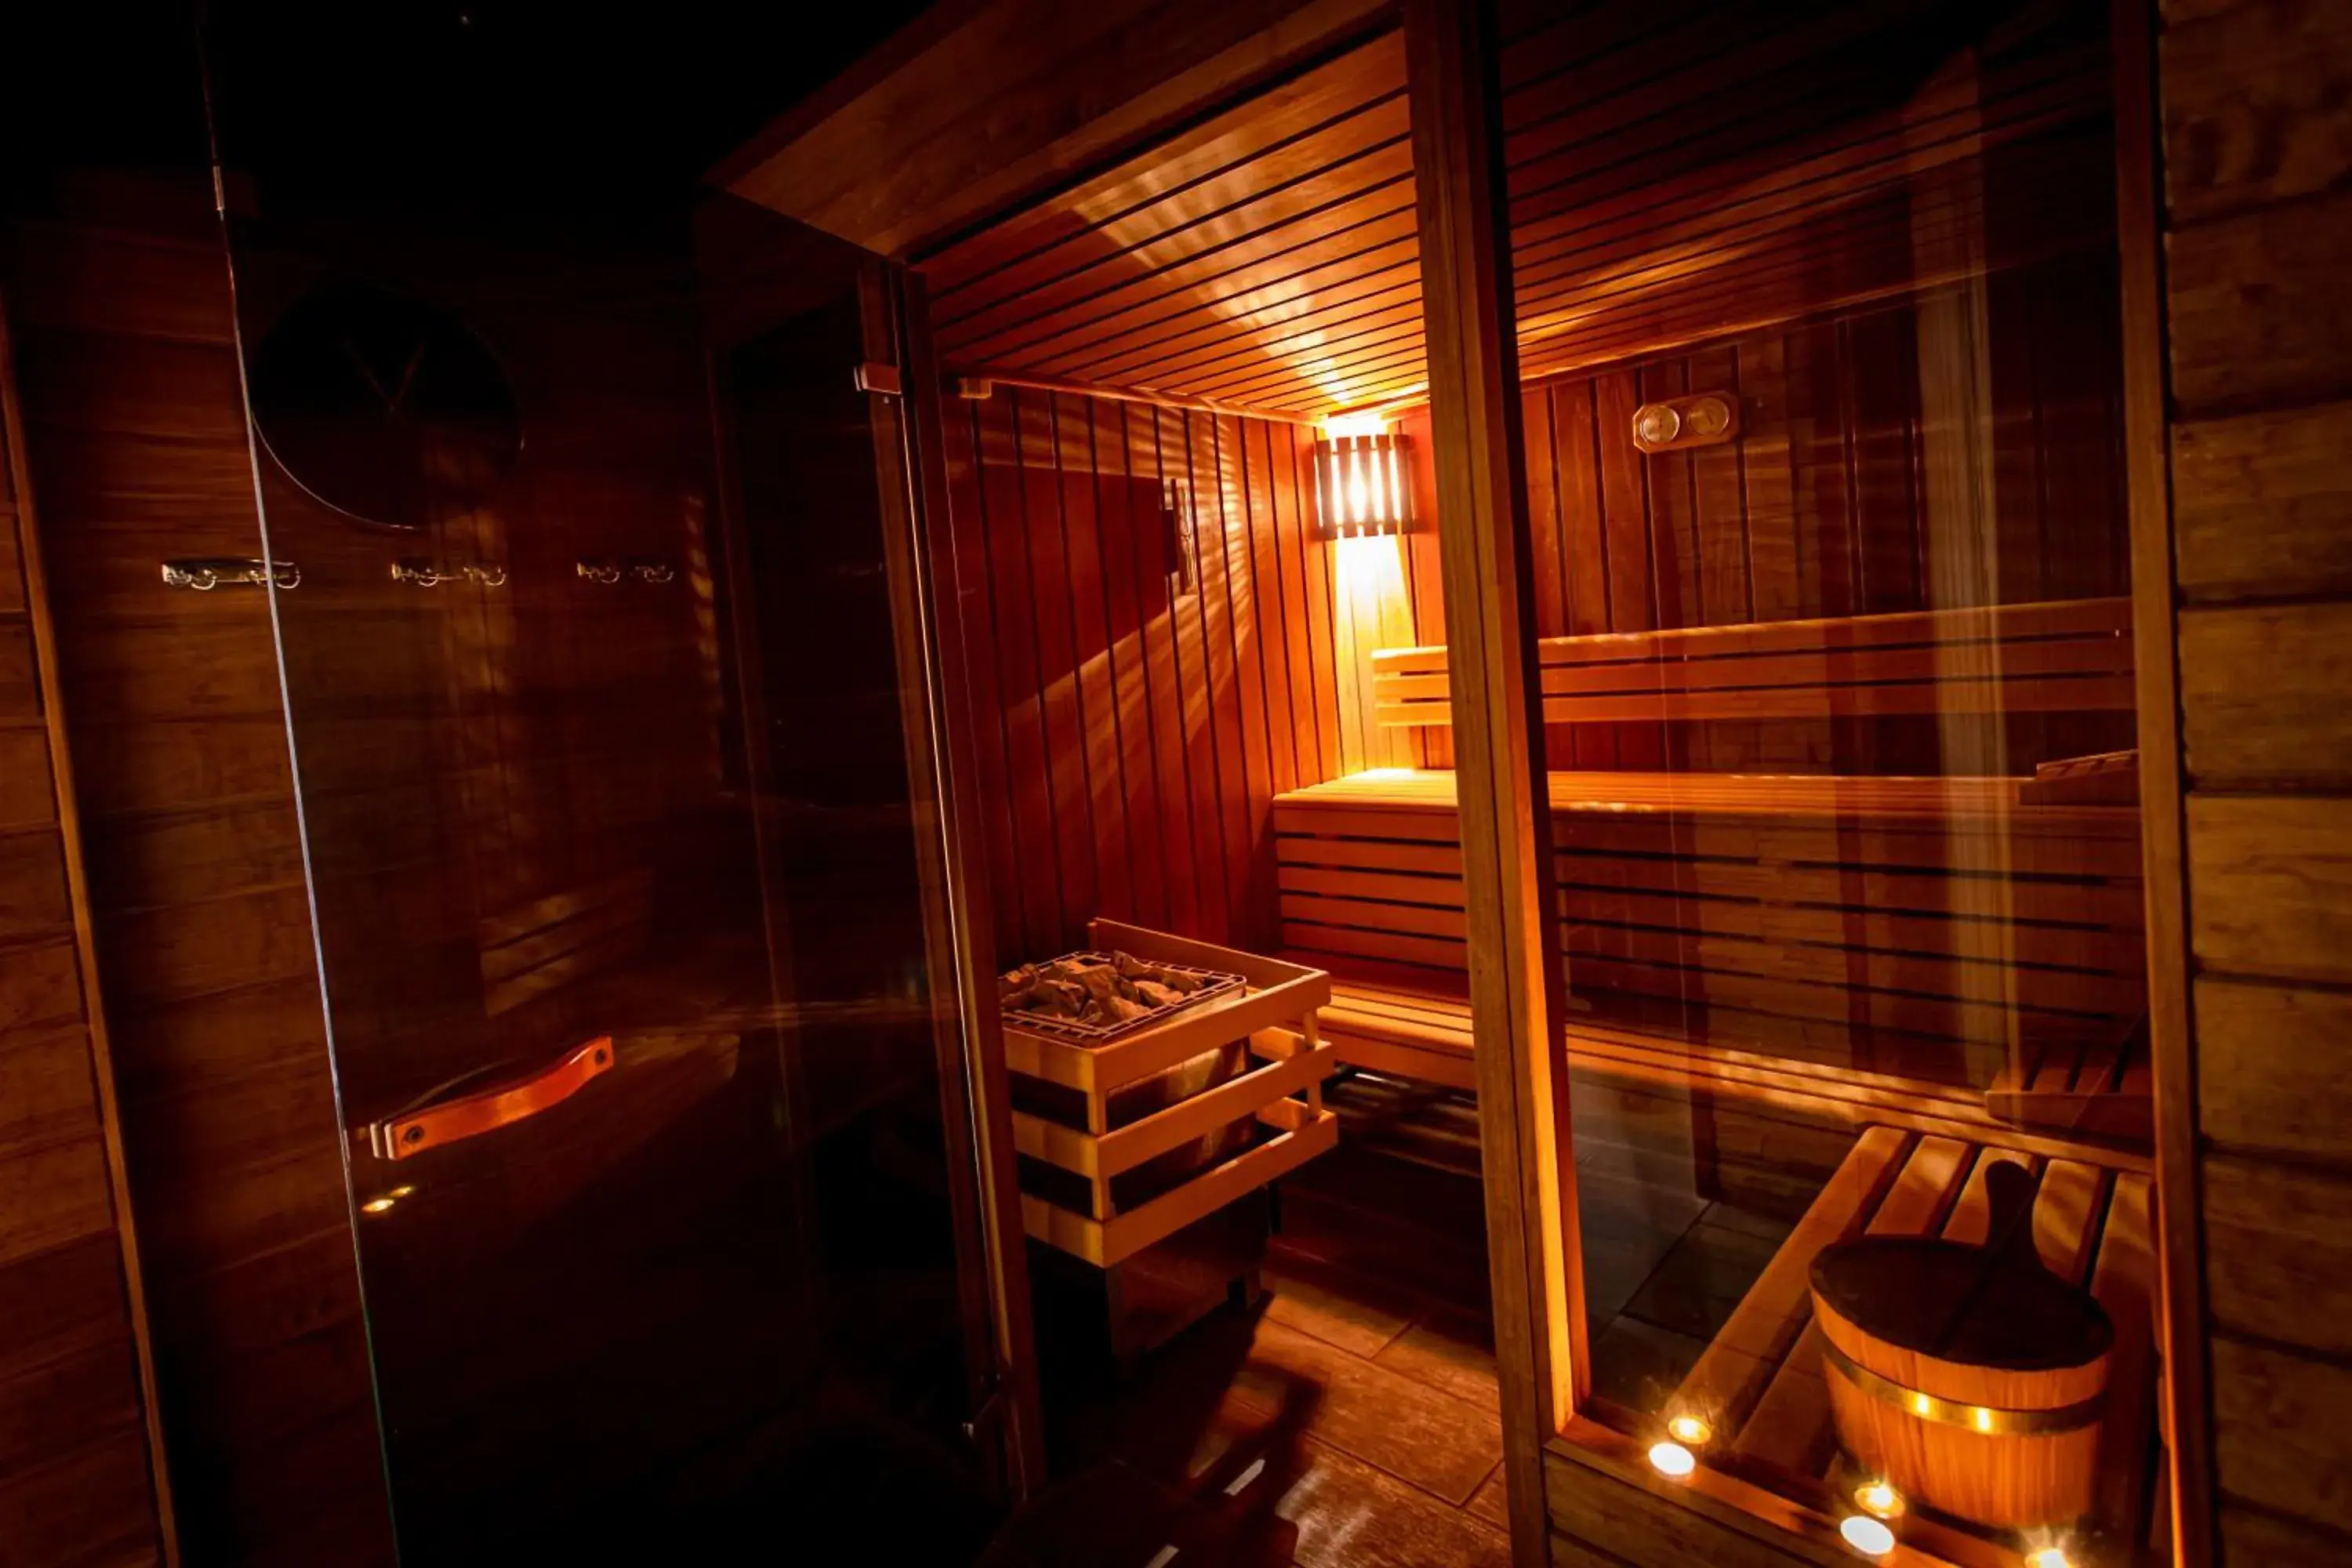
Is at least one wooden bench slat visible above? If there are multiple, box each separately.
[1377,635,2132,706]
[1940,1148,2039,1246]
[1373,596,2135,672]
[1372,597,2136,728]
[2031,1160,2111,1287]
[1670,1125,1912,1438]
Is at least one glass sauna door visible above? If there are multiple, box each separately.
[1473,2,2158,1564]
[201,21,1011,1563]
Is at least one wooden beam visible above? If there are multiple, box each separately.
[715,0,1395,260]
[1403,0,1576,1561]
[2110,0,2216,1563]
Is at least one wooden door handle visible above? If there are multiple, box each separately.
[369,1036,615,1160]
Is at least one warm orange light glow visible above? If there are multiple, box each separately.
[2024,1550,2074,1568]
[1838,1515,1896,1557]
[1666,1414,1712,1446]
[1853,1481,1904,1519]
[1312,432,1413,539]
[1646,1441,1696,1479]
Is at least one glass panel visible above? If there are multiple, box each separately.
[200,16,1000,1562]
[1491,2,2152,1561]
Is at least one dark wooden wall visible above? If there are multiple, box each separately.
[0,270,171,1568]
[941,388,1428,963]
[1402,248,2134,776]
[3,179,398,1567]
[2155,1,2352,1562]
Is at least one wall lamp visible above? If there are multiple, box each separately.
[1312,429,1414,540]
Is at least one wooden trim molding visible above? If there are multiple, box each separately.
[0,280,180,1560]
[898,269,1050,1494]
[1403,0,1578,1559]
[2109,0,2216,1562]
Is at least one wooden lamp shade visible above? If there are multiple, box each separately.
[1809,1163,2113,1530]
[1311,432,1413,539]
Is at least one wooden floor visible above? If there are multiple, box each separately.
[985,1069,1828,1566]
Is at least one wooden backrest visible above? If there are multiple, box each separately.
[1371,597,2136,728]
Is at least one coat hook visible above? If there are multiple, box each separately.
[392,560,506,587]
[162,557,299,590]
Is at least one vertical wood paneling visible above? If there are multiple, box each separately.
[944,392,1360,960]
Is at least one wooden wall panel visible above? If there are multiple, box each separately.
[2154,0,2352,1559]
[1400,254,2135,777]
[0,273,169,1564]
[942,386,1403,961]
[4,187,397,1567]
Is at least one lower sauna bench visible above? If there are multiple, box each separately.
[1655,1127,2160,1565]
[1275,768,2154,1133]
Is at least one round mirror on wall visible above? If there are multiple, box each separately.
[245,283,522,530]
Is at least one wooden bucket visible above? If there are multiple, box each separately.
[1809,1163,2112,1529]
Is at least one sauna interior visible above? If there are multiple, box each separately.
[4,0,2346,1566]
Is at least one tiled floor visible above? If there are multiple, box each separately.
[986,1084,1512,1568]
[983,1072,1828,1567]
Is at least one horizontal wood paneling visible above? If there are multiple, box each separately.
[926,3,2116,422]
[2194,977,2352,1163]
[2158,0,2352,1559]
[2186,793,2352,986]
[2209,1335,2352,1532]
[1407,255,2133,777]
[0,274,166,1564]
[942,385,1401,963]
[2171,401,2352,601]
[5,188,396,1567]
[923,33,1418,418]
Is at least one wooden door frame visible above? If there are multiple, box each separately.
[1402,0,1579,1559]
[2108,0,2214,1560]
[1409,2,2217,1564]
[884,263,1051,1497]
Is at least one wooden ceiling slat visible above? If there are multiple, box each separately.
[932,100,1412,323]
[973,234,1421,382]
[924,31,1410,281]
[1509,108,2107,321]
[935,154,1414,351]
[941,199,1418,363]
[1179,318,1431,399]
[1505,34,2103,241]
[1105,293,1428,394]
[923,4,2113,422]
[1056,272,1423,383]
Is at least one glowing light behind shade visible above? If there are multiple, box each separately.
[1312,430,1414,540]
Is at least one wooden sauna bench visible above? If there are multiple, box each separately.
[1274,768,2151,1132]
[1370,597,2137,728]
[1643,1126,2160,1566]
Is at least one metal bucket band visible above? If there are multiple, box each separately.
[1820,1338,2107,1436]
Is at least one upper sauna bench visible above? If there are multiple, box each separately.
[1369,597,2136,730]
[1273,595,2151,1141]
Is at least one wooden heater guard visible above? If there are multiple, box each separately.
[1002,920,1336,1269]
